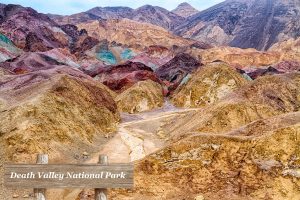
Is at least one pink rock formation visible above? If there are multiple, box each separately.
[94,61,161,92]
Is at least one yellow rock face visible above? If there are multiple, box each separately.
[116,80,164,113]
[169,72,300,136]
[0,73,120,162]
[118,122,300,200]
[171,62,248,108]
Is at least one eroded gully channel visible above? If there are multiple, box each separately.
[90,100,198,163]
[50,101,199,200]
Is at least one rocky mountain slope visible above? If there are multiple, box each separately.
[93,61,161,92]
[169,72,300,136]
[0,48,80,73]
[187,40,300,74]
[0,71,120,159]
[0,4,99,55]
[171,62,249,108]
[172,2,199,18]
[0,4,69,51]
[0,33,22,62]
[48,0,300,50]
[175,0,300,50]
[131,5,184,30]
[116,116,300,199]
[156,53,201,93]
[52,5,185,30]
[76,19,193,50]
[50,7,132,24]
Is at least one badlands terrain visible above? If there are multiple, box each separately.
[0,0,299,199]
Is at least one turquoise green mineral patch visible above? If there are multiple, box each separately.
[121,49,134,60]
[0,33,13,45]
[0,33,21,62]
[96,50,117,65]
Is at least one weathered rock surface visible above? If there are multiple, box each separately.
[156,53,201,93]
[186,44,300,79]
[52,5,184,31]
[195,47,282,68]
[172,2,199,18]
[116,80,164,113]
[94,61,161,92]
[0,70,120,162]
[187,45,300,79]
[77,19,193,50]
[0,48,81,74]
[0,33,22,62]
[270,37,300,51]
[175,0,300,50]
[60,24,99,58]
[156,53,200,81]
[113,119,300,200]
[273,60,300,73]
[269,37,300,62]
[130,45,173,70]
[0,4,99,56]
[83,39,136,66]
[247,67,282,79]
[51,7,132,24]
[170,72,300,136]
[110,73,300,200]
[190,41,213,50]
[0,4,69,51]
[130,5,184,30]
[171,62,248,108]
